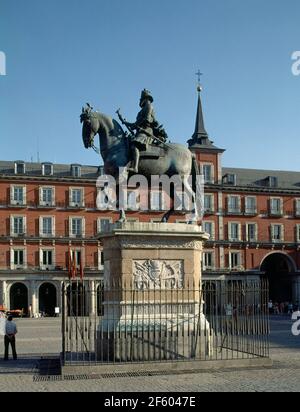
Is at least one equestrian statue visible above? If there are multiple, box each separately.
[80,89,203,223]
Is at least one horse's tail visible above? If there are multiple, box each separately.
[191,153,200,192]
[191,153,204,220]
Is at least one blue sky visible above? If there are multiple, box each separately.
[0,0,300,170]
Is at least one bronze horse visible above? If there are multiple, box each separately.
[80,105,202,222]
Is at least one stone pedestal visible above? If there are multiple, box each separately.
[97,222,211,362]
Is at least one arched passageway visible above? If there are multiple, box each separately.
[10,283,28,315]
[261,253,294,303]
[39,283,57,316]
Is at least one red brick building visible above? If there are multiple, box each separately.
[0,90,299,315]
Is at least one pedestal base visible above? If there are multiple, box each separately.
[96,314,212,362]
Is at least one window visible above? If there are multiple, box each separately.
[150,191,164,211]
[229,252,242,269]
[42,163,53,176]
[40,216,54,237]
[296,225,300,242]
[10,185,26,205]
[227,196,240,214]
[14,161,25,175]
[203,221,214,240]
[228,222,240,241]
[226,174,236,185]
[71,249,82,267]
[69,188,84,207]
[203,252,214,269]
[70,217,85,237]
[202,164,213,184]
[295,199,300,216]
[11,216,26,236]
[271,224,283,242]
[97,218,112,233]
[270,198,282,215]
[268,176,278,188]
[98,249,104,269]
[204,194,214,213]
[71,164,81,178]
[10,248,26,269]
[14,250,24,265]
[40,187,54,206]
[175,191,193,212]
[127,191,140,210]
[246,223,257,242]
[245,196,257,214]
[40,249,55,269]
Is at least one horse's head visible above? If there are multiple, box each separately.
[80,103,100,149]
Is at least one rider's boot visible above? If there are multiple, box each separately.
[127,147,139,173]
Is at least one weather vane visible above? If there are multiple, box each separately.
[195,69,203,92]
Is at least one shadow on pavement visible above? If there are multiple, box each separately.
[0,356,39,374]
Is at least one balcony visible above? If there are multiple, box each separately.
[68,203,85,210]
[204,208,215,215]
[244,209,258,216]
[226,209,242,216]
[11,232,26,238]
[9,201,27,208]
[269,209,283,217]
[37,202,56,209]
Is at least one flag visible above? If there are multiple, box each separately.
[80,252,84,281]
[72,251,77,280]
[68,247,72,279]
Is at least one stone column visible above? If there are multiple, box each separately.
[1,280,7,307]
[30,280,38,317]
[90,280,96,316]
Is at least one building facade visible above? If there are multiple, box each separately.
[1,90,300,315]
[188,89,300,305]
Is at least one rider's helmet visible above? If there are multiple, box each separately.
[140,89,153,105]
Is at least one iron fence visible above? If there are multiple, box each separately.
[61,279,269,365]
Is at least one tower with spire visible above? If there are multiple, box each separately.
[188,72,225,184]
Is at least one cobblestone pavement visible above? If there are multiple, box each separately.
[0,315,299,392]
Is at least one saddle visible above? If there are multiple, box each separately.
[139,144,165,159]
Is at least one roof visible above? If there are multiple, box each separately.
[187,90,225,153]
[0,160,102,180]
[223,167,300,190]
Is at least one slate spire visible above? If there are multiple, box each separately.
[192,85,209,142]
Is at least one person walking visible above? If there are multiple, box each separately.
[4,316,17,360]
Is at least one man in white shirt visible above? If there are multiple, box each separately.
[4,316,17,360]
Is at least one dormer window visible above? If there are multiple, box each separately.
[226,174,236,185]
[42,163,53,176]
[14,161,25,175]
[71,164,81,178]
[268,176,278,188]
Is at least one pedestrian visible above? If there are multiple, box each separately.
[274,302,279,315]
[279,302,285,314]
[4,316,17,360]
[268,300,273,314]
